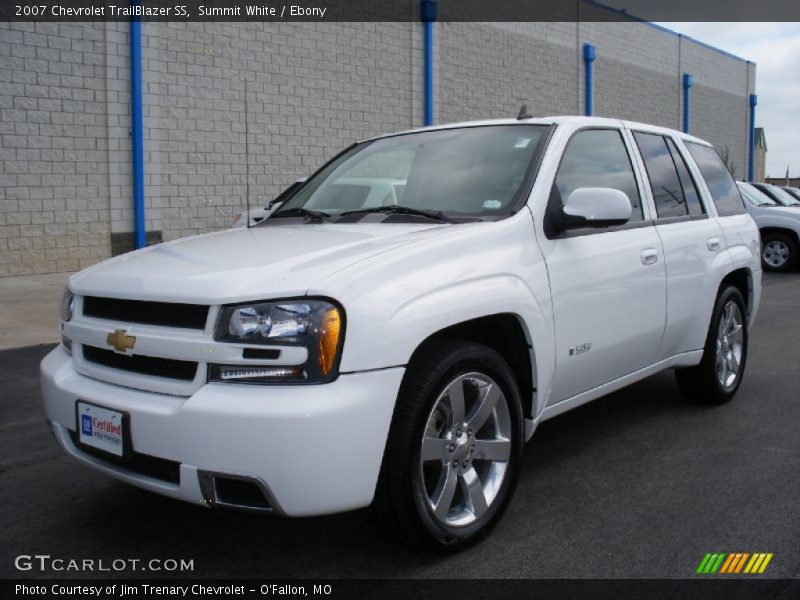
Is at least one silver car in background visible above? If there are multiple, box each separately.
[738,181,800,271]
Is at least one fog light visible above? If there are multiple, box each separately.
[209,365,305,383]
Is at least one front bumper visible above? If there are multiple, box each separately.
[40,346,404,516]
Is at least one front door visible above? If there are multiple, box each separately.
[538,127,668,404]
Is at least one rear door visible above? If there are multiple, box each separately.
[684,141,759,321]
[628,129,730,359]
[537,125,667,404]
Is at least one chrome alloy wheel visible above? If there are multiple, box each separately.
[419,372,512,528]
[763,240,790,269]
[715,301,744,390]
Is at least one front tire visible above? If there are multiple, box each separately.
[675,285,748,404]
[761,232,797,272]
[372,340,524,551]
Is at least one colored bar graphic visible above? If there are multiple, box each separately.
[701,552,773,575]
[750,554,766,573]
[719,554,735,573]
[734,553,750,573]
[758,554,773,573]
[719,553,742,574]
[697,554,712,574]
[744,554,759,573]
[711,553,726,573]
[728,552,744,573]
[704,554,720,573]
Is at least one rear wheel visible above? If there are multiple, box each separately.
[675,285,748,404]
[761,232,797,272]
[372,340,524,551]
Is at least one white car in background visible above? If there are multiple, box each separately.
[782,186,800,203]
[738,181,800,271]
[751,182,800,209]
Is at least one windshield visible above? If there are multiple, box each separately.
[738,182,777,207]
[269,125,548,222]
[756,184,800,207]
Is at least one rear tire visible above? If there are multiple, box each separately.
[761,232,797,272]
[675,285,748,404]
[371,340,524,551]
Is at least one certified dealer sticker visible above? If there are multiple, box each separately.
[77,402,124,457]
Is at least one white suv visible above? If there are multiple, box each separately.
[41,116,761,550]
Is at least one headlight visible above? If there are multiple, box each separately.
[60,288,74,322]
[212,299,344,383]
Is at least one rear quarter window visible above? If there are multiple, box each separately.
[685,142,746,216]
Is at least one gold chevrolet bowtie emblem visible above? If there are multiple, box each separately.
[106,329,136,353]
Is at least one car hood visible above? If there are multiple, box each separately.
[69,222,448,303]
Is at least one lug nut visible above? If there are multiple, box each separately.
[456,429,462,436]
[449,443,456,452]
[452,460,458,468]
[470,444,476,453]
[463,460,470,468]
[467,429,472,436]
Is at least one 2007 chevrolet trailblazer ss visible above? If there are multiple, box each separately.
[41,116,761,550]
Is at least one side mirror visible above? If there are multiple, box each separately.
[556,187,632,230]
[266,198,285,211]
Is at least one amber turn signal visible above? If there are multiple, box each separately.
[317,307,341,375]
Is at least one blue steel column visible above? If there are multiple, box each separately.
[682,73,693,133]
[420,1,437,126]
[130,2,146,249]
[748,93,757,182]
[583,44,596,116]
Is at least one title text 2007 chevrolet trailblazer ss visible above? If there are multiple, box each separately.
[41,116,761,550]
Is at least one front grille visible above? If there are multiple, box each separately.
[82,345,198,381]
[83,296,209,330]
[69,430,180,484]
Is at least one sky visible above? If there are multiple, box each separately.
[658,23,800,179]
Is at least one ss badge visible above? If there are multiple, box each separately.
[569,342,592,357]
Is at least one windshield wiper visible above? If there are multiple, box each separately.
[269,207,332,222]
[338,205,454,223]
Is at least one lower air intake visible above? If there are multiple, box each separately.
[198,472,275,513]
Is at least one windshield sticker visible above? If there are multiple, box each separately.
[514,137,531,148]
[483,199,502,210]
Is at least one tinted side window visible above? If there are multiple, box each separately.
[554,129,643,222]
[685,142,746,215]
[666,139,705,217]
[634,132,687,219]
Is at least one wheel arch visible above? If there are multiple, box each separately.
[406,314,537,421]
[759,226,800,247]
[718,267,754,322]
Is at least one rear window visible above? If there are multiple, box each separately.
[634,132,693,219]
[685,142,746,216]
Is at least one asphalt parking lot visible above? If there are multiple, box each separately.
[1,273,798,580]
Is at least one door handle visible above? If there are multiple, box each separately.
[640,248,659,265]
[707,237,722,251]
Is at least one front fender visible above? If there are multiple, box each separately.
[310,213,556,420]
[339,273,555,421]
